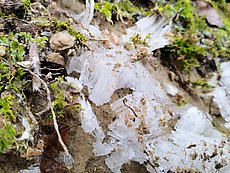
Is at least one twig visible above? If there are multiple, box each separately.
[88,37,108,42]
[40,67,65,71]
[23,42,74,169]
[29,42,41,91]
[81,42,93,51]
[28,70,70,156]
[123,98,138,117]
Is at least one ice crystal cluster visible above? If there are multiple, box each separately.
[213,62,230,128]
[66,0,230,172]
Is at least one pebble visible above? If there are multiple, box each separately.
[50,30,75,51]
[47,52,65,66]
[0,45,6,56]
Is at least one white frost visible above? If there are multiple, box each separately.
[123,15,172,52]
[213,62,230,127]
[19,116,32,141]
[75,0,94,26]
[66,6,230,172]
[79,96,114,156]
[148,107,229,172]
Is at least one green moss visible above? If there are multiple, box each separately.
[160,0,230,76]
[0,31,38,154]
[0,95,16,122]
[116,0,145,20]
[95,1,115,23]
[1,32,48,63]
[0,62,10,91]
[95,0,152,23]
[0,95,17,153]
[176,99,188,106]
[163,33,204,72]
[50,77,82,118]
[50,77,66,118]
[21,0,30,7]
[0,32,45,94]
[191,78,214,89]
[211,0,228,13]
[0,123,16,153]
[1,33,25,62]
[33,36,48,49]
[54,20,87,42]
[130,33,152,47]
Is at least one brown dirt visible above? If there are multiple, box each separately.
[0,154,32,173]
[63,86,151,173]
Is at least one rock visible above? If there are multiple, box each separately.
[47,52,65,66]
[0,46,6,56]
[61,0,85,14]
[195,0,224,28]
[50,30,75,51]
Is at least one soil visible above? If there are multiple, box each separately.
[68,88,144,173]
[0,154,31,173]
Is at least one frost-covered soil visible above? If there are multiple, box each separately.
[63,1,230,173]
[1,0,230,173]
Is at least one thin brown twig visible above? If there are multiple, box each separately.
[27,69,70,156]
[123,98,138,117]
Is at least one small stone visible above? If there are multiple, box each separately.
[200,38,213,46]
[50,30,75,51]
[195,0,224,28]
[0,46,6,56]
[41,31,53,37]
[47,52,65,66]
[204,31,213,39]
[67,48,76,56]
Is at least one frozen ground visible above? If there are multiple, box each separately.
[64,1,230,172]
